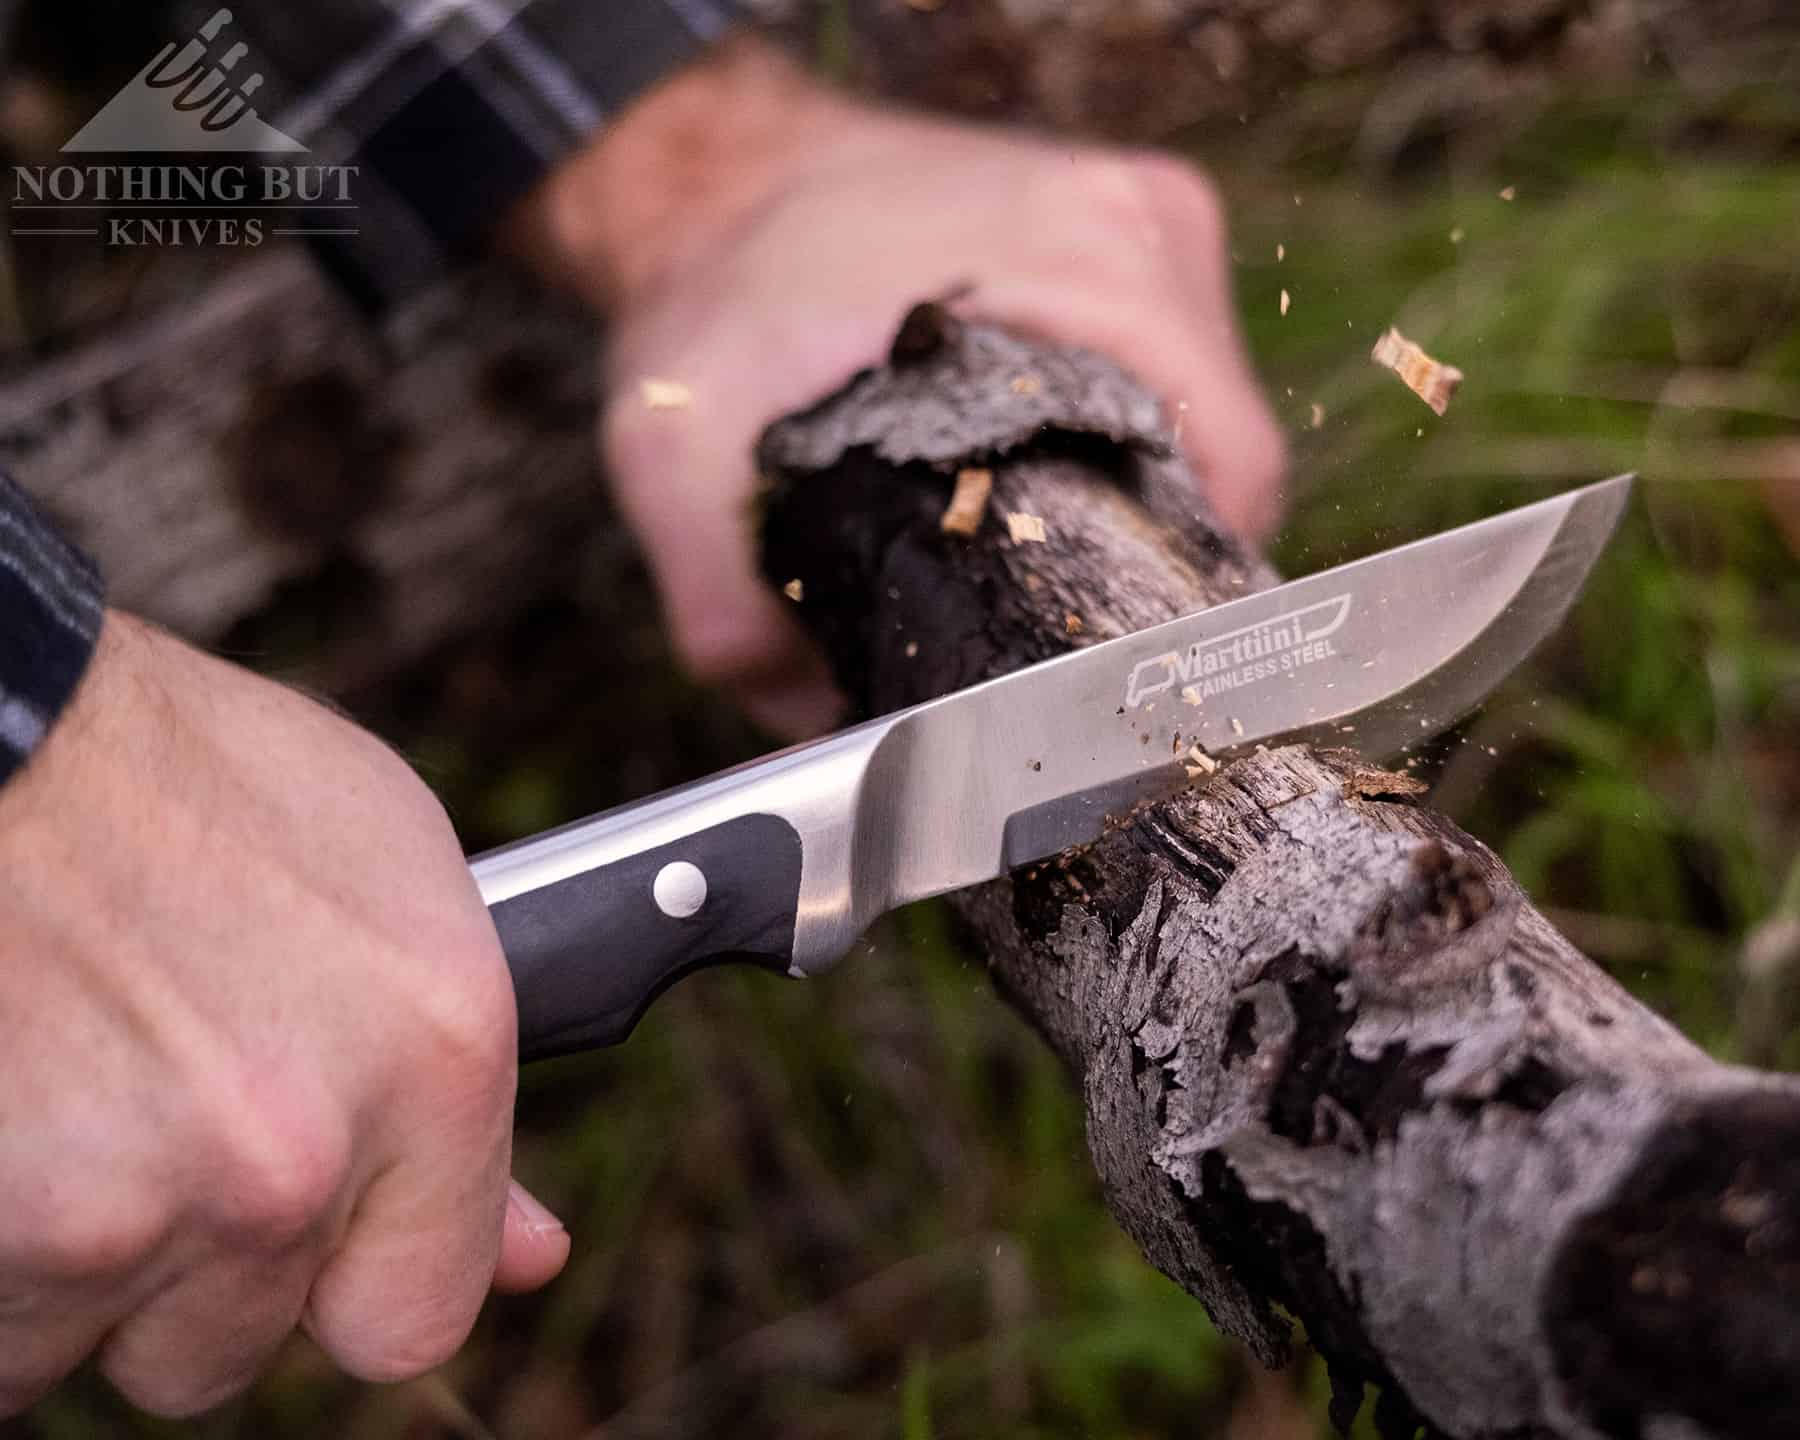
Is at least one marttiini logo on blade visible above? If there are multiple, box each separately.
[1124,594,1353,710]
[64,9,305,153]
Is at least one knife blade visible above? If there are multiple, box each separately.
[474,474,1632,1061]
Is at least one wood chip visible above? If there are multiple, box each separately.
[1276,243,1286,262]
[1370,327,1464,417]
[1309,402,1325,429]
[1006,512,1047,544]
[1183,743,1219,778]
[1449,226,1465,244]
[1343,764,1429,800]
[640,378,693,410]
[782,579,804,602]
[1064,612,1084,636]
[1498,185,1517,201]
[1009,374,1042,396]
[940,466,993,536]
[1280,289,1291,316]
[905,640,919,658]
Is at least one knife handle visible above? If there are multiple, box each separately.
[487,812,804,1062]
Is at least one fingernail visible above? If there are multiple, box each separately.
[508,1180,566,1237]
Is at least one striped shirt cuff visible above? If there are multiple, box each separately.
[0,474,105,789]
[278,0,741,309]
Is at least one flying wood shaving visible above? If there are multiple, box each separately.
[640,378,693,410]
[941,467,993,536]
[1309,402,1325,430]
[1007,512,1047,544]
[1370,328,1464,417]
[1064,612,1084,635]
[1280,289,1291,316]
[1010,374,1042,395]
[1498,185,1517,201]
[1183,743,1219,778]
[782,579,804,602]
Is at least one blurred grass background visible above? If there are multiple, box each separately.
[6,2,1799,1436]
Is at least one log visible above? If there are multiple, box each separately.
[755,305,1800,1440]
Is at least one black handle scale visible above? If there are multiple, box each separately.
[490,813,803,1062]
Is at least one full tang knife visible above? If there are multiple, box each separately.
[474,475,1632,1061]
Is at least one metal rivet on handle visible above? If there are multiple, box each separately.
[652,860,708,919]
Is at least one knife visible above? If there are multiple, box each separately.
[473,474,1632,1062]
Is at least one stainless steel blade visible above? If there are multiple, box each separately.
[849,474,1633,925]
[473,475,1631,981]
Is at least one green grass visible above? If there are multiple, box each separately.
[1242,84,1800,1054]
[20,61,1800,1440]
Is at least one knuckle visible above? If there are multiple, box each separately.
[217,1116,351,1248]
[24,1199,162,1283]
[415,954,518,1092]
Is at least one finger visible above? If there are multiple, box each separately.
[0,1296,117,1416]
[0,1188,167,1416]
[490,1179,570,1296]
[1130,321,1289,542]
[601,364,845,738]
[96,1248,314,1417]
[302,1145,508,1383]
[301,1017,515,1388]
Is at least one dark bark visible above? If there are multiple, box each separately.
[756,304,1800,1440]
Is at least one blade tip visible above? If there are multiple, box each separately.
[1573,472,1635,536]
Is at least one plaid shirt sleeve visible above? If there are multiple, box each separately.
[0,474,105,789]
[228,0,743,309]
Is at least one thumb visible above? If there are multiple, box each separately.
[492,1180,570,1295]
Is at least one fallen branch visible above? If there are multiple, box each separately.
[756,305,1800,1439]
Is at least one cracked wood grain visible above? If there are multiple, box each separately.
[756,303,1800,1440]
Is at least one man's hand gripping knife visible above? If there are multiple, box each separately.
[0,33,1283,1419]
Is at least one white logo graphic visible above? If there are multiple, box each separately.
[1124,593,1353,710]
[11,10,355,247]
[63,9,306,154]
